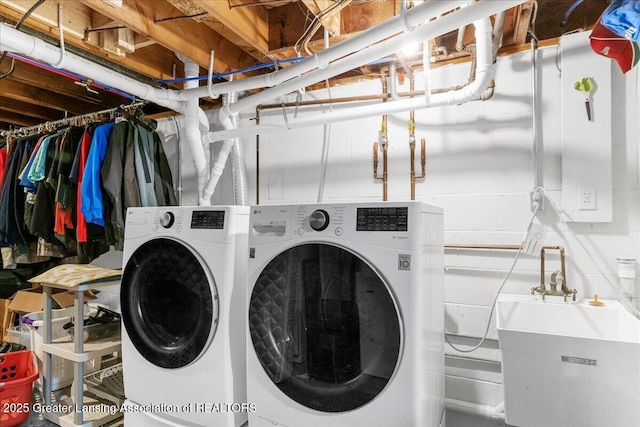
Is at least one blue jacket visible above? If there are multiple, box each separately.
[81,122,114,226]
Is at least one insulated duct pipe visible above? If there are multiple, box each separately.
[178,55,209,205]
[206,16,497,142]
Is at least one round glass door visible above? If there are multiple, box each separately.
[121,238,219,369]
[249,243,402,412]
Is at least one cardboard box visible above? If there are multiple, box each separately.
[7,287,96,314]
[2,288,95,341]
[0,298,9,337]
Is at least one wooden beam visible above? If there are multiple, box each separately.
[0,96,67,122]
[0,79,108,115]
[192,0,270,59]
[1,60,129,106]
[511,0,535,46]
[0,3,176,80]
[302,0,341,37]
[1,0,92,40]
[0,111,41,127]
[81,0,257,74]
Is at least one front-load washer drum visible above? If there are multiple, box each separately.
[121,237,219,369]
[249,243,402,413]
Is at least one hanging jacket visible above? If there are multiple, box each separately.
[54,126,84,254]
[0,136,38,246]
[101,119,139,251]
[28,132,66,252]
[152,129,177,206]
[133,122,158,207]
[81,122,114,226]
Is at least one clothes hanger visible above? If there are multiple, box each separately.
[116,106,153,132]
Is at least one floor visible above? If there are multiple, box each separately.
[26,386,124,427]
[23,355,124,427]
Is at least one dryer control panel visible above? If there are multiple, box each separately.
[191,210,226,229]
[356,207,408,232]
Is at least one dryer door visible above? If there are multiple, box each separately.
[249,243,401,413]
[121,238,219,369]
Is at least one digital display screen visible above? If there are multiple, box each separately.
[356,207,408,231]
[191,211,225,229]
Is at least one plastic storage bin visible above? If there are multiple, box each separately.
[25,308,101,391]
[6,326,30,349]
[0,350,38,427]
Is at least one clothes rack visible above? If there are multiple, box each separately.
[0,101,147,139]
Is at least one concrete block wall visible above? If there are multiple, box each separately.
[95,31,639,427]
[226,32,639,425]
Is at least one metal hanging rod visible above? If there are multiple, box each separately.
[0,101,147,139]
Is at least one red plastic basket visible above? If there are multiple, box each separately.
[0,350,38,427]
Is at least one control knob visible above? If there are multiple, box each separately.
[309,209,330,231]
[160,212,175,228]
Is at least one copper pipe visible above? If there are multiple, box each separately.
[382,142,388,201]
[445,244,522,250]
[372,141,388,201]
[541,246,567,287]
[409,74,416,200]
[258,88,481,112]
[373,142,380,179]
[410,141,416,200]
[372,77,389,201]
[409,138,425,200]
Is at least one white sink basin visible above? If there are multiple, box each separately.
[497,294,640,427]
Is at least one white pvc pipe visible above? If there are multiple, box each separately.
[445,398,505,420]
[200,112,236,204]
[216,0,522,122]
[178,55,209,205]
[227,91,249,206]
[0,23,185,112]
[177,0,469,100]
[206,17,493,142]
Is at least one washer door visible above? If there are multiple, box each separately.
[249,243,401,413]
[121,238,219,369]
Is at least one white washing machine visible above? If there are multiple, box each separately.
[120,206,249,426]
[246,202,444,427]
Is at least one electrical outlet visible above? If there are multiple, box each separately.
[579,186,597,210]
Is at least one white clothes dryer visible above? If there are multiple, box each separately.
[120,206,249,427]
[246,202,445,427]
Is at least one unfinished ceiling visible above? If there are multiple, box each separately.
[0,0,611,132]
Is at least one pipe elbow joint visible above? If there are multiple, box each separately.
[264,73,278,87]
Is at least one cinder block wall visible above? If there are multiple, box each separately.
[98,31,639,427]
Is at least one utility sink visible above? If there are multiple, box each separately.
[496,294,640,427]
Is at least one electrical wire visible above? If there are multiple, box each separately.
[156,57,306,84]
[156,55,396,85]
[6,52,137,100]
[444,204,541,353]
